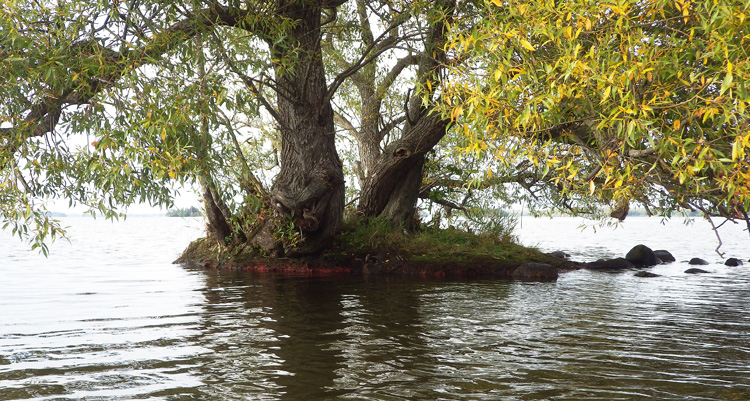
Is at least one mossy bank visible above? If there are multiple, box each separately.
[175,218,581,278]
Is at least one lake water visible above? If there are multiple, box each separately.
[1,216,749,400]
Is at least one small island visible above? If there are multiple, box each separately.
[176,214,578,280]
[166,207,201,217]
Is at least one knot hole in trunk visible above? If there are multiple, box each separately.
[393,147,411,158]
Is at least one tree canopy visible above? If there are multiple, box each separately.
[443,0,750,222]
[2,0,749,255]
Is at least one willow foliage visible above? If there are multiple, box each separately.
[0,1,269,252]
[443,0,750,220]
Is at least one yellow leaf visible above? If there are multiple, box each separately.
[161,128,166,141]
[488,167,493,179]
[589,180,595,195]
[520,39,535,52]
[732,139,743,160]
[491,0,502,6]
[563,26,572,40]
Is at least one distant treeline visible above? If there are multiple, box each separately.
[166,206,201,217]
[521,208,701,218]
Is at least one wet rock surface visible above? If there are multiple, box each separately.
[625,245,662,267]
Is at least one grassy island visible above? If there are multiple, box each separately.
[176,216,579,278]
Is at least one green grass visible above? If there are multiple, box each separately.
[177,213,570,275]
[334,215,539,266]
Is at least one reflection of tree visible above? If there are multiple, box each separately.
[189,269,290,399]
[191,269,432,399]
[337,278,429,390]
[260,277,347,400]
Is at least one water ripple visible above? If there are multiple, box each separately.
[3,217,750,400]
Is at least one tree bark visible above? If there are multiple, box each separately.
[260,1,345,256]
[359,113,448,227]
[200,173,236,245]
[356,0,454,228]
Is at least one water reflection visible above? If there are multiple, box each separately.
[192,271,433,400]
[3,217,750,400]
[183,268,750,400]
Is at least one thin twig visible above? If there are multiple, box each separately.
[706,216,725,258]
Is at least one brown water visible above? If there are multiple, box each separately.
[2,217,750,400]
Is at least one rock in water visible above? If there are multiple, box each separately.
[585,258,635,270]
[547,251,569,259]
[512,263,558,281]
[653,250,676,263]
[634,271,660,278]
[625,245,662,267]
[689,258,710,265]
[725,258,743,266]
[685,268,710,274]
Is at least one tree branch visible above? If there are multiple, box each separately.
[211,31,284,126]
[325,14,412,104]
[374,54,419,101]
[333,111,360,139]
[2,4,263,163]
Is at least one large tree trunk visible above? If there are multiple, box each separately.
[357,0,454,228]
[359,113,448,227]
[378,158,425,229]
[253,1,345,256]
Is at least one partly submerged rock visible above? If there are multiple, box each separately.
[625,245,662,267]
[512,263,559,281]
[685,268,710,274]
[634,271,660,278]
[547,251,570,259]
[725,258,743,267]
[653,250,676,263]
[688,258,710,265]
[585,258,635,270]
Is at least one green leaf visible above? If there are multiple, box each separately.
[720,72,733,95]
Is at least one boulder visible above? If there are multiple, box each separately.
[634,271,660,278]
[625,245,662,267]
[685,268,710,274]
[585,258,635,270]
[653,250,676,263]
[688,258,710,265]
[547,251,570,259]
[512,263,558,281]
[725,258,743,267]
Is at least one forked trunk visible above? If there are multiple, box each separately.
[357,0,454,228]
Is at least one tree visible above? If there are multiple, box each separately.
[441,0,750,228]
[2,0,749,257]
[323,0,457,228]
[1,0,347,256]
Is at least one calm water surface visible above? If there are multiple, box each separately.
[1,216,749,400]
